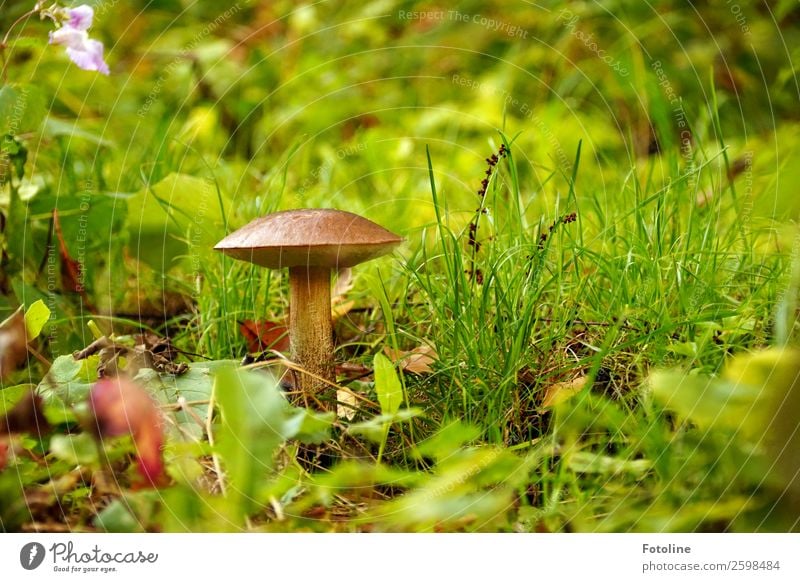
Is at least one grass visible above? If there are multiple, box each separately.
[152,98,788,532]
[1,0,798,532]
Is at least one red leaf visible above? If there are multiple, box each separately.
[89,377,166,487]
[239,320,290,354]
[53,209,85,295]
[0,441,7,471]
[0,310,28,379]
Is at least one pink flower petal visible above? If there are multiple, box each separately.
[49,26,88,49]
[66,38,110,75]
[49,25,109,75]
[67,5,94,31]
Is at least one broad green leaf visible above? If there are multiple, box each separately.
[283,408,336,444]
[347,408,423,443]
[297,461,424,512]
[50,433,98,466]
[0,384,35,415]
[134,360,236,438]
[125,173,228,272]
[722,349,800,497]
[0,84,46,135]
[213,366,331,523]
[24,299,50,340]
[43,117,114,147]
[373,352,403,416]
[368,447,525,531]
[38,355,93,405]
[414,421,482,461]
[93,500,143,533]
[649,371,763,435]
[650,349,800,502]
[567,451,652,477]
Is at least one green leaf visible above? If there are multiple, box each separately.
[0,84,46,135]
[38,355,93,405]
[50,433,98,466]
[24,299,50,340]
[213,366,332,523]
[368,447,525,531]
[650,349,800,504]
[125,173,228,272]
[134,360,236,438]
[649,371,763,435]
[283,408,336,444]
[567,451,652,477]
[373,352,403,416]
[347,408,423,443]
[93,499,143,533]
[0,384,35,416]
[43,117,114,147]
[414,421,482,461]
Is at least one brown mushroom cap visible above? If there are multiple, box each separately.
[214,208,403,269]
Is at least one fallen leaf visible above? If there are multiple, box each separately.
[88,377,166,487]
[332,268,354,298]
[239,320,290,354]
[132,333,187,375]
[331,268,355,321]
[541,375,588,408]
[383,344,437,375]
[331,300,355,322]
[0,310,28,379]
[337,388,358,420]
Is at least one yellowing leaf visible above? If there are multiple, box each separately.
[541,375,588,408]
[24,300,50,340]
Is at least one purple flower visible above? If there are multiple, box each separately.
[48,4,109,75]
[66,5,94,31]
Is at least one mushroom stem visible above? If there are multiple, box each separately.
[288,265,334,409]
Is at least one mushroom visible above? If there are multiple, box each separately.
[214,208,403,409]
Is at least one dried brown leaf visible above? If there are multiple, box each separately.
[332,268,354,298]
[383,344,437,375]
[336,388,358,420]
[240,320,290,354]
